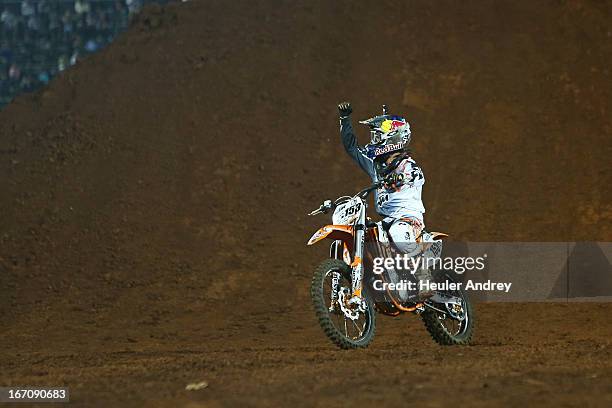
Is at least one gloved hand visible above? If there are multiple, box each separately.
[338,101,352,117]
[383,172,405,190]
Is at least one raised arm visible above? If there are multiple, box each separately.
[338,102,376,180]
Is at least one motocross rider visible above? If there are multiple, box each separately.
[338,101,432,300]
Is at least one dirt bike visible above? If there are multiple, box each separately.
[307,181,474,349]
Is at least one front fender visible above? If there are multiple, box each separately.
[307,225,354,248]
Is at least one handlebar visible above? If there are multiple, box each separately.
[356,181,383,198]
[308,181,382,216]
[308,199,333,216]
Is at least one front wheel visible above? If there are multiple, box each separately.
[311,259,376,349]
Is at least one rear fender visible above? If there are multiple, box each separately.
[429,231,449,240]
[418,231,449,242]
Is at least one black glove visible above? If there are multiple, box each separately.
[338,101,352,117]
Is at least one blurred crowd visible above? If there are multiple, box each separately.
[1,0,167,107]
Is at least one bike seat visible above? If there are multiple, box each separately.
[381,219,393,230]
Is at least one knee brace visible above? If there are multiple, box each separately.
[388,219,422,256]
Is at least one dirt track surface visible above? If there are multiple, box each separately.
[0,303,611,407]
[0,0,611,406]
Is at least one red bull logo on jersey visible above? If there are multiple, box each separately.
[373,142,406,156]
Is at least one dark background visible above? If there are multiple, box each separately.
[0,0,167,107]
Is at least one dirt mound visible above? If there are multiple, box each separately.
[0,1,611,405]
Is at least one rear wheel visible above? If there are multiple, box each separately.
[421,272,474,345]
[311,259,376,349]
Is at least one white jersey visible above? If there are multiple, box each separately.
[374,157,425,220]
[340,117,426,222]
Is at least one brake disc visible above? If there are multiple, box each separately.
[338,288,361,321]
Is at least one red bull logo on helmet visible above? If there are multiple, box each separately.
[380,118,406,133]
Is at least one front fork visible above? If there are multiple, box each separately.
[351,218,366,300]
[330,270,340,308]
[328,212,367,307]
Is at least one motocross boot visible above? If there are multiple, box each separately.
[414,265,433,301]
